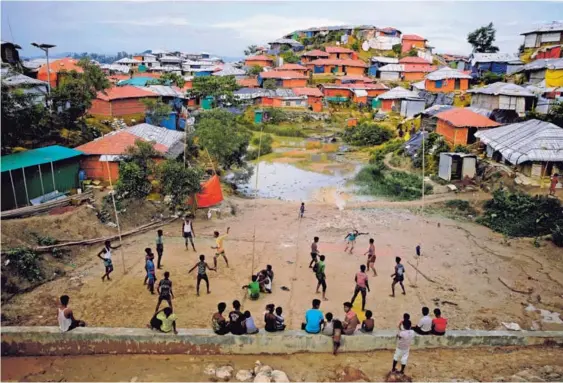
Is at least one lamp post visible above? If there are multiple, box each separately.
[31,42,56,95]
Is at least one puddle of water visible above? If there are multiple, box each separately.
[237,161,377,203]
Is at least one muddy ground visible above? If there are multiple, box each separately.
[2,346,562,382]
[2,197,562,332]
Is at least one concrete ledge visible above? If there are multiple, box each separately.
[2,327,562,356]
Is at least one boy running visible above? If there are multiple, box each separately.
[391,256,406,297]
[344,230,368,254]
[309,236,320,268]
[365,238,377,276]
[189,254,216,296]
[182,217,196,251]
[155,230,164,269]
[97,240,120,281]
[211,227,230,269]
[350,264,370,311]
[314,255,328,301]
[155,271,174,312]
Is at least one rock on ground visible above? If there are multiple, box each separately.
[216,366,234,381]
[271,370,290,382]
[385,371,413,382]
[254,372,271,383]
[236,370,254,382]
[204,364,217,376]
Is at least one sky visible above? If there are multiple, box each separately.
[2,1,562,59]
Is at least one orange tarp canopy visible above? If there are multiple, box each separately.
[190,175,223,208]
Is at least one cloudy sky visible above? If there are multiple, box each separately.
[2,1,561,58]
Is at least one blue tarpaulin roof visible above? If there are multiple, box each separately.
[1,145,83,173]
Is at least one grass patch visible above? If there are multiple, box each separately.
[355,161,433,201]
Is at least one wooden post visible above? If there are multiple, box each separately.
[8,170,18,208]
[50,161,57,191]
[105,161,126,274]
[38,164,45,196]
[21,167,30,205]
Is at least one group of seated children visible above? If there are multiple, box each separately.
[390,307,447,375]
[211,300,285,335]
[400,307,447,336]
[242,265,274,300]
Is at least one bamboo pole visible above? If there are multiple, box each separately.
[50,161,57,191]
[8,170,18,209]
[22,167,30,205]
[38,164,45,196]
[105,161,126,274]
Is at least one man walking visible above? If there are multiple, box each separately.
[350,264,370,311]
[182,216,196,251]
[391,257,406,297]
[314,255,328,301]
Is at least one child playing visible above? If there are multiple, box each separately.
[361,310,374,333]
[322,312,334,336]
[392,319,415,374]
[243,311,258,334]
[344,230,368,254]
[275,306,286,331]
[242,275,260,300]
[299,202,305,218]
[146,251,156,294]
[155,230,164,269]
[143,248,155,285]
[332,319,343,355]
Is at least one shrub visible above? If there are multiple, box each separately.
[552,224,563,247]
[247,134,273,160]
[116,162,152,199]
[343,123,394,146]
[5,247,43,281]
[477,189,563,238]
[157,160,203,207]
[355,161,433,201]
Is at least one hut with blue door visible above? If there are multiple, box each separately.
[1,146,83,211]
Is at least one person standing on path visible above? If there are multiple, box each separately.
[182,217,196,251]
[299,202,305,218]
[392,319,415,374]
[350,264,370,311]
[549,173,559,196]
[309,236,320,268]
[211,227,230,269]
[155,230,164,269]
[97,240,120,282]
[146,250,156,294]
[314,255,328,301]
[365,238,377,276]
[155,271,174,312]
[188,254,216,296]
[391,257,406,297]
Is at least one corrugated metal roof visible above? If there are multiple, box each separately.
[1,146,83,173]
[352,89,368,97]
[412,80,426,90]
[426,67,472,80]
[302,49,330,57]
[522,58,563,71]
[371,56,399,64]
[474,119,563,164]
[325,46,354,53]
[1,68,48,87]
[114,57,141,64]
[467,82,535,97]
[159,55,184,63]
[403,64,436,73]
[378,86,423,100]
[138,85,185,98]
[421,104,454,116]
[126,123,184,158]
[435,108,501,128]
[378,64,403,72]
[399,57,430,64]
[308,59,368,67]
[268,38,303,47]
[521,21,563,35]
[76,131,168,156]
[212,63,246,76]
[292,87,323,97]
[97,85,157,101]
[245,55,273,62]
[100,64,131,73]
[470,53,521,66]
[234,88,301,99]
[275,63,308,71]
[260,71,307,79]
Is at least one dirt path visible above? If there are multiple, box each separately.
[2,197,562,332]
[2,346,562,382]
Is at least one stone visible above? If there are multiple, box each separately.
[236,370,254,382]
[204,364,217,376]
[257,366,273,376]
[385,371,412,382]
[130,377,138,382]
[501,322,521,331]
[271,370,290,382]
[216,366,234,381]
[547,373,561,380]
[254,372,271,383]
[508,375,527,382]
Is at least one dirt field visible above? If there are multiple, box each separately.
[2,197,563,331]
[2,346,562,382]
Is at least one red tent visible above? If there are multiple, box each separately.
[193,175,223,208]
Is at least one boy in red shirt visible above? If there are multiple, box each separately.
[431,308,447,335]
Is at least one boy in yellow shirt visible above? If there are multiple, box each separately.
[211,227,230,269]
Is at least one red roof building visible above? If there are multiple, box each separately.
[274,63,309,75]
[301,49,330,63]
[292,87,324,111]
[237,77,259,88]
[37,58,84,88]
[244,55,274,68]
[435,108,500,145]
[325,46,356,60]
[399,56,431,64]
[259,71,307,88]
[335,75,375,84]
[88,86,157,118]
[306,59,368,76]
[402,34,427,53]
[402,64,437,81]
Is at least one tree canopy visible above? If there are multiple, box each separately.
[142,98,172,127]
[186,76,240,106]
[195,109,251,169]
[247,65,263,76]
[159,72,185,88]
[467,22,499,53]
[244,45,259,56]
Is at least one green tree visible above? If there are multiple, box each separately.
[281,50,299,64]
[195,109,251,169]
[158,159,203,207]
[160,72,185,88]
[142,98,172,127]
[116,140,159,199]
[262,79,277,89]
[407,48,418,57]
[77,58,111,92]
[247,133,273,159]
[467,22,499,53]
[351,41,360,51]
[244,45,259,56]
[342,123,394,146]
[247,65,263,76]
[186,76,240,106]
[392,44,402,56]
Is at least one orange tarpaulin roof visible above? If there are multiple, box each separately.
[189,175,223,208]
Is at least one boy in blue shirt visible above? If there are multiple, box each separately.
[302,299,325,334]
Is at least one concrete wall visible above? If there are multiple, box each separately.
[2,327,562,356]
